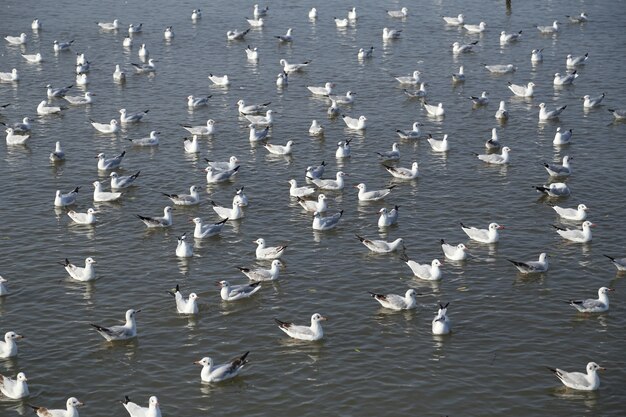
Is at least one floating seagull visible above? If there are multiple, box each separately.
[65,91,95,105]
[330,91,356,105]
[554,71,578,86]
[245,110,274,126]
[0,372,29,399]
[254,4,269,18]
[377,143,400,161]
[217,280,261,301]
[183,136,199,153]
[211,199,244,220]
[548,362,603,391]
[348,7,357,20]
[537,20,560,34]
[508,81,535,97]
[553,127,573,145]
[187,95,211,108]
[163,185,201,206]
[91,119,120,134]
[400,254,442,281]
[500,30,522,43]
[382,27,402,40]
[191,217,228,239]
[452,66,465,83]
[120,108,149,123]
[96,151,125,170]
[307,82,335,96]
[396,122,423,139]
[334,17,349,28]
[484,64,516,74]
[191,9,202,20]
[308,8,317,19]
[553,221,594,243]
[208,74,230,86]
[22,52,43,63]
[443,14,464,25]
[1,117,32,133]
[5,33,27,45]
[423,102,445,117]
[205,166,240,183]
[604,255,626,271]
[485,129,501,149]
[568,287,613,313]
[370,289,417,310]
[440,239,469,261]
[432,303,451,335]
[128,23,142,33]
[53,39,74,52]
[279,59,309,73]
[464,21,487,33]
[110,171,140,189]
[461,222,504,243]
[138,43,149,58]
[469,91,489,106]
[237,99,271,115]
[403,83,428,98]
[566,12,588,23]
[61,257,96,281]
[356,183,395,201]
[137,206,173,228]
[121,396,160,417]
[30,398,85,417]
[275,28,293,42]
[129,131,160,147]
[474,146,511,165]
[531,48,544,63]
[238,259,282,281]
[544,155,572,177]
[567,52,589,68]
[356,235,404,253]
[245,45,259,61]
[551,203,588,221]
[47,84,73,98]
[395,71,421,85]
[495,102,509,120]
[275,313,326,341]
[175,234,193,258]
[378,206,399,227]
[383,162,419,180]
[539,103,567,121]
[67,208,98,225]
[0,332,24,359]
[288,179,315,197]
[90,309,140,341]
[312,210,343,230]
[123,36,133,47]
[5,128,29,145]
[335,139,352,158]
[182,119,215,135]
[75,73,89,86]
[195,352,249,383]
[387,7,409,18]
[297,194,327,213]
[54,187,80,207]
[508,253,549,274]
[31,19,41,30]
[37,100,65,115]
[163,26,174,40]
[254,238,286,259]
[233,187,248,206]
[131,59,157,73]
[246,17,265,27]
[98,19,119,30]
[265,140,294,156]
[206,156,240,171]
[311,171,346,191]
[583,93,605,108]
[357,46,374,59]
[0,276,8,296]
[342,115,367,130]
[309,120,324,136]
[452,41,478,54]
[535,182,570,197]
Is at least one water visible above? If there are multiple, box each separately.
[1,0,625,416]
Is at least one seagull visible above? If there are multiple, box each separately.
[548,362,603,391]
[22,52,43,63]
[0,372,29,399]
[191,9,202,20]
[123,36,133,47]
[348,6,357,20]
[64,91,95,105]
[211,199,244,220]
[218,280,261,301]
[0,69,19,82]
[484,64,516,74]
[61,257,96,281]
[208,74,230,86]
[254,4,269,18]
[469,91,489,106]
[182,119,215,136]
[485,129,500,149]
[121,396,160,417]
[551,203,588,221]
[5,128,30,145]
[205,166,240,183]
[357,46,374,59]
[382,27,402,40]
[307,82,335,96]
[233,186,248,206]
[452,41,478,54]
[395,71,421,85]
[288,179,315,197]
[432,303,451,335]
[311,171,346,191]
[508,81,535,97]
[544,155,572,177]
[334,17,349,28]
[553,221,594,243]
[29,397,85,417]
[279,59,309,73]
[5,33,27,45]
[378,206,399,227]
[0,276,9,296]
[308,7,317,19]
[356,183,395,201]
[500,30,522,43]
[0,117,32,133]
[297,194,328,213]
[537,20,560,34]
[440,239,469,261]
[309,120,324,136]
[265,140,294,156]
[245,45,259,61]
[0,331,24,359]
[96,151,125,170]
[335,139,352,158]
[137,206,173,228]
[254,238,286,259]
[91,119,120,134]
[37,100,65,115]
[567,53,589,68]
[183,135,199,153]
[175,234,193,258]
[312,210,343,230]
[195,352,250,383]
[90,309,140,341]
[131,59,157,73]
[54,187,80,207]
[275,28,293,42]
[128,131,159,147]
[377,143,400,161]
[275,313,326,341]
[604,255,626,271]
[508,253,549,273]
[305,161,327,180]
[162,185,201,206]
[53,39,74,51]
[356,235,404,253]
[474,146,511,164]
[461,222,504,243]
[330,91,356,105]
[400,254,443,281]
[206,156,240,171]
[387,7,409,18]
[67,208,98,225]
[137,44,149,58]
[554,71,579,86]
[120,108,149,123]
[396,122,423,139]
[403,83,428,98]
[583,93,605,108]
[495,102,509,120]
[608,108,626,120]
[369,289,417,311]
[383,162,419,180]
[187,95,211,108]
[531,48,544,63]
[568,287,614,313]
[245,110,274,126]
[191,217,228,239]
[110,171,140,189]
[47,84,73,98]
[535,182,570,197]
[31,19,41,30]
[246,17,265,27]
[238,260,282,281]
[237,99,271,115]
[566,12,588,23]
[423,102,445,117]
[443,14,464,25]
[342,115,367,130]
[128,23,142,33]
[75,73,89,86]
[163,26,174,40]
[553,127,573,144]
[463,21,487,33]
[452,66,465,83]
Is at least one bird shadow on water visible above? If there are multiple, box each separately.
[549,386,599,406]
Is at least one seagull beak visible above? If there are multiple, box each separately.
[320,316,328,321]
[608,288,615,292]
[590,223,597,227]
[215,280,223,286]
[16,334,25,339]
[194,361,202,365]
[497,225,505,229]
[599,367,607,371]
[135,309,141,313]
[77,402,85,407]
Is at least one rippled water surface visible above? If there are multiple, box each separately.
[1,0,625,416]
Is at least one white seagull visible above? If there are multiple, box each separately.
[120,108,149,123]
[0,372,29,399]
[583,93,605,108]
[162,185,201,206]
[91,119,120,134]
[311,171,346,191]
[208,74,230,86]
[54,187,80,207]
[90,309,140,341]
[423,102,445,117]
[544,155,572,177]
[553,71,578,86]
[395,71,421,85]
[30,397,85,417]
[275,313,326,341]
[440,239,468,261]
[96,151,125,170]
[553,221,594,243]
[378,206,399,227]
[508,253,549,273]
[549,362,603,391]
[400,254,443,281]
[137,206,173,228]
[205,166,240,183]
[312,210,343,230]
[61,257,97,281]
[553,127,573,144]
[175,234,193,258]
[182,120,215,136]
[464,22,487,33]
[265,140,294,156]
[356,235,404,253]
[535,182,571,197]
[382,27,402,40]
[551,203,588,221]
[67,208,98,225]
[474,146,511,165]
[297,194,328,213]
[254,238,286,259]
[537,20,560,34]
[121,396,160,417]
[0,331,24,359]
[191,217,228,239]
[355,183,395,201]
[461,222,504,243]
[485,128,501,150]
[432,303,451,335]
[443,14,464,25]
[110,171,140,189]
[387,7,409,18]
[508,81,535,97]
[238,260,282,281]
[195,352,249,383]
[567,53,589,68]
[211,199,244,220]
[604,255,626,272]
[396,122,423,139]
[568,287,613,313]
[279,59,309,73]
[342,115,367,130]
[370,289,417,310]
[218,280,261,301]
[452,41,478,54]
